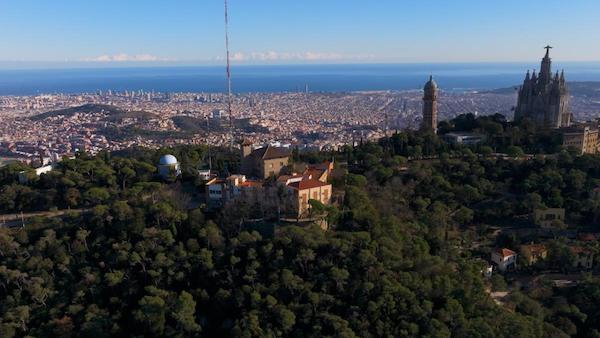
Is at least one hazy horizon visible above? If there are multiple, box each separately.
[2,62,600,96]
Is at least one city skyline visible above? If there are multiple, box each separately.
[2,0,600,67]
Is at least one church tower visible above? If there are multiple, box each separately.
[539,46,553,85]
[422,75,438,133]
[514,46,571,128]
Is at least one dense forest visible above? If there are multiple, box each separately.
[2,117,600,337]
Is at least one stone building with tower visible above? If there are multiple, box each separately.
[514,46,571,129]
[240,140,290,179]
[422,75,438,133]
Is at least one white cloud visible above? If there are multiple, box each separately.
[216,51,375,62]
[82,54,174,62]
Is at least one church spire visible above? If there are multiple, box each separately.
[544,45,553,58]
[522,70,532,94]
[514,46,570,129]
[552,71,561,94]
[540,45,553,84]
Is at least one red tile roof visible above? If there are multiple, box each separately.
[521,244,547,255]
[310,161,333,171]
[578,233,597,241]
[571,246,593,254]
[239,180,264,188]
[288,179,330,191]
[495,248,517,258]
[251,145,290,160]
[304,168,326,179]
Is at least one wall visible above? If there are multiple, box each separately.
[292,184,332,217]
[262,157,288,179]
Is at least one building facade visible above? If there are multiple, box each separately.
[562,126,599,154]
[441,132,485,145]
[422,75,438,133]
[205,175,264,208]
[533,208,566,228]
[275,161,335,218]
[520,244,548,266]
[491,248,518,272]
[286,178,332,218]
[303,161,334,183]
[514,46,571,128]
[571,246,594,270]
[240,141,290,179]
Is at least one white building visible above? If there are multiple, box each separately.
[205,175,264,208]
[483,265,493,278]
[211,109,224,119]
[206,178,226,206]
[18,165,55,184]
[198,169,216,181]
[491,248,517,272]
[442,132,485,145]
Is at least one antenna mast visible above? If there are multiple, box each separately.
[384,110,389,138]
[206,116,212,171]
[224,0,234,149]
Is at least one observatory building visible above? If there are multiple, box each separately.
[158,154,181,179]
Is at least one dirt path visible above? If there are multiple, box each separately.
[0,209,87,228]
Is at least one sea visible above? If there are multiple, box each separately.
[1,62,600,95]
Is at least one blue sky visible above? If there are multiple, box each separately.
[1,0,599,65]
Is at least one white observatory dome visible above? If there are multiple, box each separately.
[159,154,178,166]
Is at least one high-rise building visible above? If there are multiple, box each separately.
[422,75,438,133]
[514,46,571,128]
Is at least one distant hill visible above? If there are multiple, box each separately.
[171,115,269,134]
[31,104,157,122]
[172,116,213,133]
[481,81,600,97]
